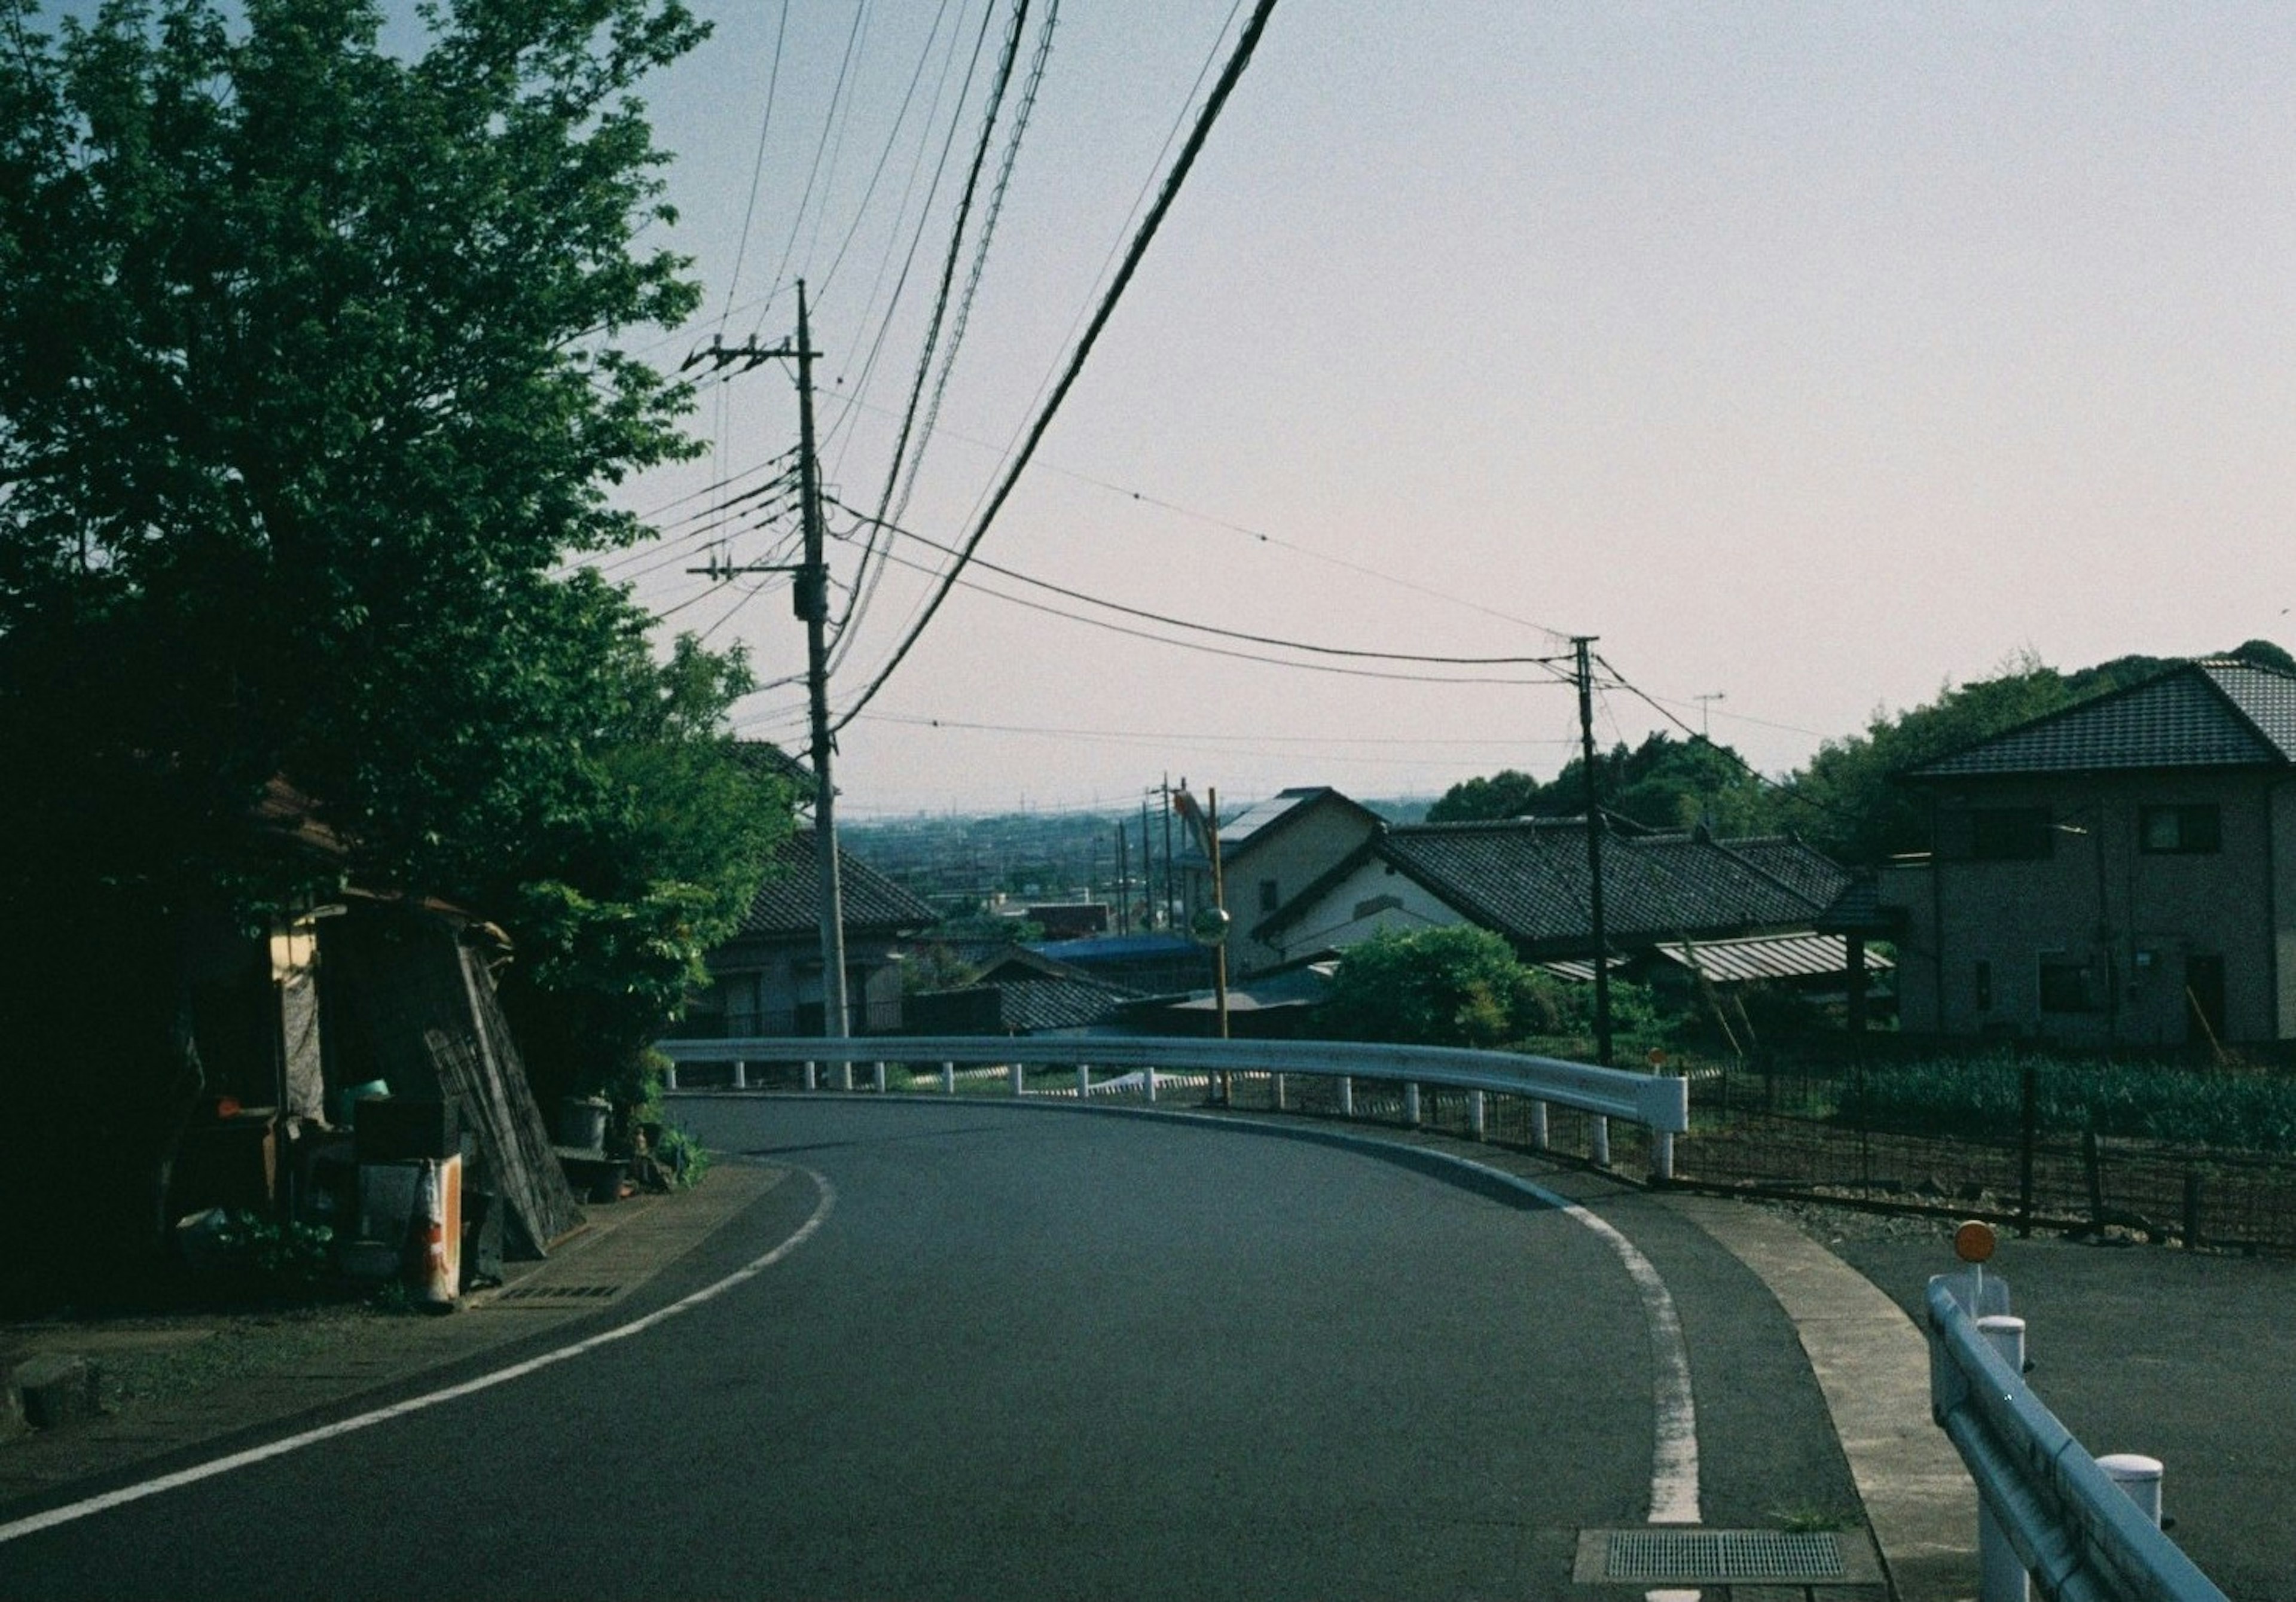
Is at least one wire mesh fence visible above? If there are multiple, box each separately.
[1671,1055,2296,1252]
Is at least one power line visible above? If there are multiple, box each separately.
[857,710,1578,750]
[830,498,1574,670]
[859,541,1564,686]
[831,0,1285,734]
[822,385,1576,644]
[835,0,1039,670]
[719,1,790,325]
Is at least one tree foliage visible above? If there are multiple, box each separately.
[1427,733,1780,836]
[0,0,784,1217]
[1315,926,1558,1049]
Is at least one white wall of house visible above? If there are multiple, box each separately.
[1226,802,1383,976]
[1257,856,1462,966]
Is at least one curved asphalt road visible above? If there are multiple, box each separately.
[0,1099,1860,1600]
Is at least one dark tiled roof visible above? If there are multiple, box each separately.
[1910,660,2296,779]
[994,977,1134,1033]
[1363,818,1846,948]
[731,739,816,791]
[736,829,936,938]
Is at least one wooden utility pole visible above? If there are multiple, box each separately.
[683,280,848,1048]
[1574,637,1613,1066]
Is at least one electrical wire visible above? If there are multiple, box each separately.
[719,2,790,326]
[831,498,1575,670]
[836,0,1060,675]
[811,0,978,312]
[832,0,1037,670]
[857,710,1578,749]
[831,0,1285,733]
[862,541,1565,686]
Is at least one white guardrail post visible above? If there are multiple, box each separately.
[1926,1269,2227,1602]
[654,1036,1692,1185]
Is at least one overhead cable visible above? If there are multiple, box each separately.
[831,498,1574,670]
[831,0,1286,734]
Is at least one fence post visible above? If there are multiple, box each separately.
[1274,1072,1287,1110]
[2097,1454,2164,1527]
[1339,1076,1354,1118]
[1977,1315,2031,1602]
[1077,1064,1091,1100]
[1529,1100,1549,1151]
[804,1060,817,1092]
[873,1061,887,1094]
[1010,1062,1024,1097]
[1404,1082,1421,1128]
[1468,1090,1485,1140]
[732,1060,747,1090]
[1590,1115,1610,1168]
[1653,1128,1674,1184]
[942,1060,955,1095]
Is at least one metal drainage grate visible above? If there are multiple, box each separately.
[493,1284,623,1302]
[1574,1528,1878,1586]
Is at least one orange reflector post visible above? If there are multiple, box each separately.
[1954,1219,1996,1264]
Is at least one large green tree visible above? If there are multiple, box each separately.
[0,0,785,1280]
[1428,732,1780,836]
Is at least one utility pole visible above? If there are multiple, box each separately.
[1574,637,1613,1066]
[683,280,849,1048]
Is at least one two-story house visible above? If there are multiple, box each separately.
[1882,657,2296,1049]
[1176,786,1384,977]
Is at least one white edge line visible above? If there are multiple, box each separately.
[1118,1107,1702,1528]
[0,1168,837,1546]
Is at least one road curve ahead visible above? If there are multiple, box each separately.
[0,1097,1856,1601]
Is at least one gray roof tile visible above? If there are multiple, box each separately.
[1911,660,2296,778]
[736,829,937,938]
[1372,819,1846,948]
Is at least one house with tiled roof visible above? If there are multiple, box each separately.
[1251,816,1863,985]
[1176,786,1385,977]
[1882,657,2296,1048]
[686,829,937,1038]
[902,947,1145,1038]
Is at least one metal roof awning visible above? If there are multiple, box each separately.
[1654,931,1892,985]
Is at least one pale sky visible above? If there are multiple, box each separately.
[130,2,2296,817]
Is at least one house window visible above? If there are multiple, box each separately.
[1974,960,1993,1013]
[1259,878,1280,914]
[1971,808,2054,860]
[2038,954,2098,1013]
[2139,804,2221,855]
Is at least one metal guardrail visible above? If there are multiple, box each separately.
[655,1034,1690,1182]
[1925,1277,2227,1602]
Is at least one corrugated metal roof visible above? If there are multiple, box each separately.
[1654,932,1893,984]
[1910,660,2296,779]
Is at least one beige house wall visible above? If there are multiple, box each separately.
[1223,803,1382,977]
[1256,856,1461,968]
[1896,771,2288,1046]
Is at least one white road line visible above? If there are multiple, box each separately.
[0,1169,836,1546]
[1129,1110,1702,1531]
[1367,1144,1702,1527]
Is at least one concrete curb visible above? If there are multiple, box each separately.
[1668,1194,1979,1602]
[0,1165,783,1512]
